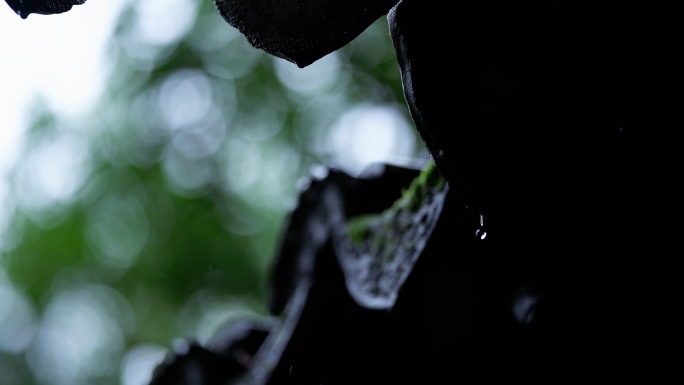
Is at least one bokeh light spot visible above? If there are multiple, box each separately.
[13,133,90,226]
[0,280,37,353]
[327,103,418,176]
[275,52,345,97]
[162,145,216,196]
[87,194,150,270]
[133,0,198,46]
[121,344,168,385]
[26,285,129,385]
[157,69,214,130]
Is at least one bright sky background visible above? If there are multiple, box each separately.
[0,0,128,231]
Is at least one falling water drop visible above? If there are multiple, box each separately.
[475,214,487,240]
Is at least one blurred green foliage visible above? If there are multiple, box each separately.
[0,1,421,384]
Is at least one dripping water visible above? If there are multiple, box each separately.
[475,213,487,240]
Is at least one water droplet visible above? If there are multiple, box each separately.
[475,214,487,240]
